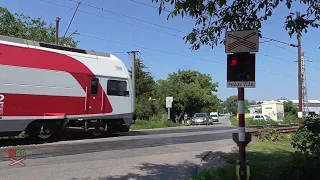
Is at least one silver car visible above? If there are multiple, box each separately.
[192,113,209,125]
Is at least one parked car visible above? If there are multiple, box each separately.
[252,114,271,121]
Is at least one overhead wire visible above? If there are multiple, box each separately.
[128,0,195,21]
[39,0,292,45]
[38,0,183,39]
[67,0,189,34]
[138,53,166,80]
[69,32,320,83]
[269,40,320,62]
[33,0,320,83]
[60,3,79,19]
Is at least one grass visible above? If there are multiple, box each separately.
[230,115,299,126]
[192,134,297,180]
[131,114,183,130]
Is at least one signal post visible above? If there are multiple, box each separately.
[225,30,259,180]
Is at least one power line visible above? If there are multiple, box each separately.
[264,41,297,53]
[265,41,320,63]
[259,52,320,72]
[39,0,294,45]
[128,0,195,21]
[262,37,297,47]
[5,14,320,78]
[71,32,320,82]
[129,0,287,26]
[60,3,79,19]
[67,0,189,34]
[38,0,183,39]
[263,16,287,25]
[138,53,166,80]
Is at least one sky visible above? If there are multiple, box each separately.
[1,0,320,102]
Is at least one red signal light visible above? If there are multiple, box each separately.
[230,58,238,66]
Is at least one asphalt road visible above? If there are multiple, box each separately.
[0,116,236,180]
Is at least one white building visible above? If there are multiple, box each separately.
[248,105,262,115]
[278,100,320,115]
[261,101,284,120]
[249,99,320,116]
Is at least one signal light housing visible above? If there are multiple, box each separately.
[227,53,255,82]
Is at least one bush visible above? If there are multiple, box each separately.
[275,154,320,180]
[135,98,156,120]
[230,117,279,126]
[274,115,320,180]
[282,114,299,124]
[291,115,320,157]
[131,113,180,130]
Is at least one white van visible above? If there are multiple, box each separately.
[209,112,219,122]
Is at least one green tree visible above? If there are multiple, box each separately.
[129,58,156,99]
[221,95,249,115]
[201,97,221,114]
[283,100,298,117]
[135,98,157,120]
[155,70,219,121]
[0,7,77,47]
[152,0,319,50]
[129,58,156,120]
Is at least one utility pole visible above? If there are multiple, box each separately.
[296,11,303,126]
[128,51,139,105]
[55,17,60,45]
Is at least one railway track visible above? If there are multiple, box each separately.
[0,124,300,148]
[246,123,299,129]
[0,132,122,148]
[247,124,299,136]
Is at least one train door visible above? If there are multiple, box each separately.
[87,77,103,115]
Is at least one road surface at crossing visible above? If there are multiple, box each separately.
[0,116,236,180]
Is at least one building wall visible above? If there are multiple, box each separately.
[276,104,285,120]
[261,102,284,121]
[262,103,276,120]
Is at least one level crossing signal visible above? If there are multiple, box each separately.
[227,53,255,82]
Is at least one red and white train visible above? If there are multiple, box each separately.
[0,35,136,140]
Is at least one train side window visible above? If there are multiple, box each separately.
[91,78,99,95]
[107,80,129,96]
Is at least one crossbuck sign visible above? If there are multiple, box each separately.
[225,30,259,53]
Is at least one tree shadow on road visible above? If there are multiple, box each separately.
[69,150,231,180]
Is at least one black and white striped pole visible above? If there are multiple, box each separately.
[238,87,248,179]
[226,29,258,180]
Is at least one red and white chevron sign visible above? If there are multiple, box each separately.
[225,30,259,53]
